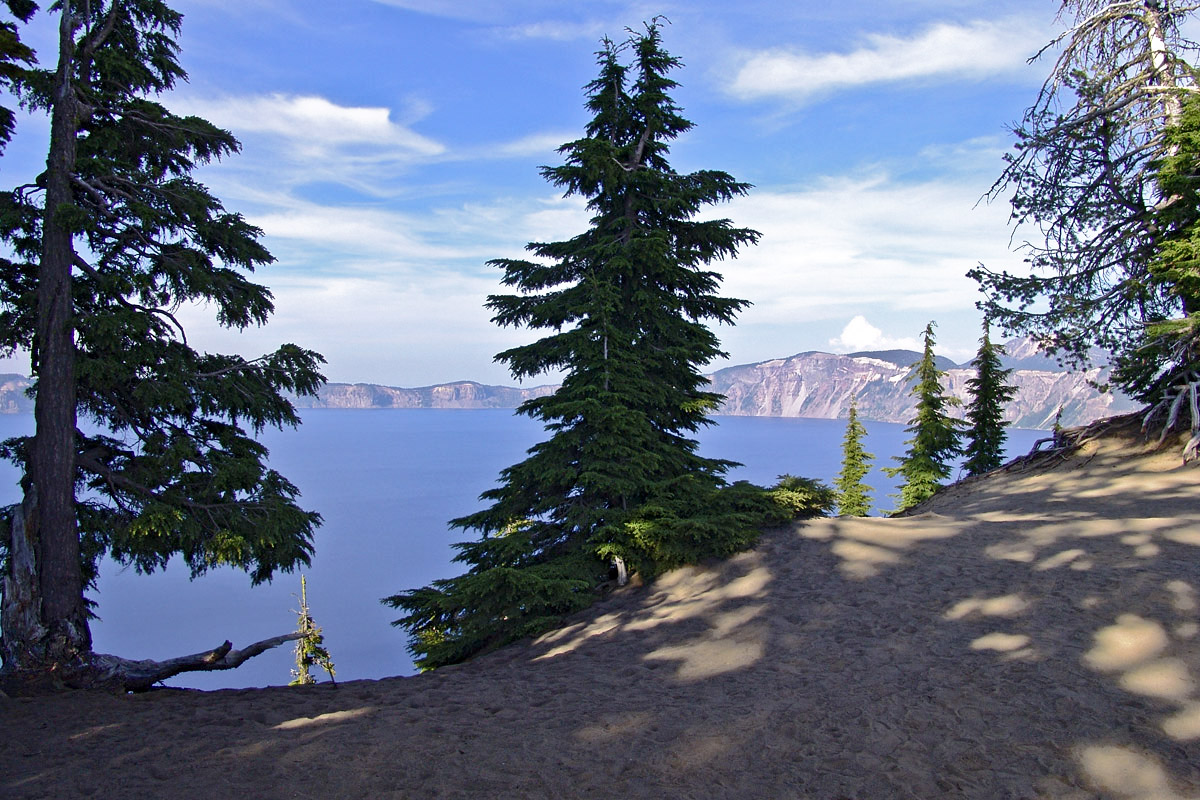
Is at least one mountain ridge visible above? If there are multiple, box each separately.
[0,339,1137,427]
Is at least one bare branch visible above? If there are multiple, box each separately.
[88,633,303,692]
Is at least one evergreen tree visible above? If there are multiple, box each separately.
[885,322,962,513]
[962,321,1016,477]
[0,1,324,691]
[835,399,873,516]
[972,1,1200,371]
[290,575,335,686]
[0,1,36,153]
[1115,92,1200,451]
[388,23,793,670]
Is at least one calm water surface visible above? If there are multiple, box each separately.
[0,410,1047,688]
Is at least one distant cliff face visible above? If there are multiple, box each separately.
[0,374,33,414]
[0,341,1137,427]
[707,343,1136,428]
[291,381,556,410]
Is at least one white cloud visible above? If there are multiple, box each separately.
[367,0,522,22]
[164,189,591,384]
[178,94,443,154]
[727,17,1043,102]
[171,94,445,195]
[497,19,609,41]
[829,316,920,352]
[234,191,588,266]
[718,166,1021,322]
[491,131,575,159]
[209,147,1021,383]
[702,143,1027,367]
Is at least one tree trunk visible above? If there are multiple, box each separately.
[1,3,89,679]
[1144,1,1182,129]
[0,490,45,669]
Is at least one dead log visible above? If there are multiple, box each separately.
[0,632,303,694]
[86,632,304,692]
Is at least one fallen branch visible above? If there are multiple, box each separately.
[87,633,302,692]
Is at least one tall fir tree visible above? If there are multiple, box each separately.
[0,1,324,691]
[835,399,873,516]
[1115,92,1200,451]
[387,22,790,670]
[962,321,1016,477]
[884,322,962,513]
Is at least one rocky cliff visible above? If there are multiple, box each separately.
[0,340,1138,427]
[708,343,1136,429]
[0,374,33,414]
[289,380,556,410]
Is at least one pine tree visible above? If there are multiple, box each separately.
[1115,92,1200,452]
[835,399,873,516]
[0,1,36,153]
[972,1,1200,371]
[290,575,335,686]
[962,321,1016,476]
[0,1,324,691]
[387,22,786,670]
[884,322,962,513]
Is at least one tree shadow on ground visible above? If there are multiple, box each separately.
[2,424,1199,799]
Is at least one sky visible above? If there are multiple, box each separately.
[1,0,1067,386]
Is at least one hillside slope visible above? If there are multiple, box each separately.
[4,416,1198,798]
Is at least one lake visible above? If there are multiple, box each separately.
[0,409,1048,689]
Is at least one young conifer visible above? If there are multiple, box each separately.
[387,22,787,670]
[290,576,335,686]
[962,321,1016,476]
[835,399,874,516]
[0,1,324,690]
[884,322,962,513]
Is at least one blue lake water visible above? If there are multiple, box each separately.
[0,410,1047,689]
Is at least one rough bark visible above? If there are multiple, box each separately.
[0,489,45,669]
[23,2,88,672]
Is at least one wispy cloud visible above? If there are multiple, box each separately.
[168,186,590,384]
[367,0,528,22]
[368,0,649,41]
[178,131,1022,381]
[708,149,1025,366]
[727,17,1043,103]
[495,19,611,41]
[171,94,446,195]
[722,170,1019,320]
[489,131,576,159]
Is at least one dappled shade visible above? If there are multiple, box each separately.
[2,414,1199,797]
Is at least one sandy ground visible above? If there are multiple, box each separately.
[2,416,1199,799]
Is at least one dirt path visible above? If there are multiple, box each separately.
[3,418,1199,798]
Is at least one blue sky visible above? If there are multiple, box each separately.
[2,0,1062,385]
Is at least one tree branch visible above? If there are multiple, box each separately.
[88,632,303,692]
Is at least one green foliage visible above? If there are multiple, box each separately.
[0,2,324,591]
[970,2,1198,371]
[766,473,836,520]
[835,400,873,516]
[962,322,1016,477]
[1114,93,1200,413]
[290,575,335,686]
[388,22,764,670]
[0,0,35,153]
[884,322,962,513]
[389,522,606,671]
